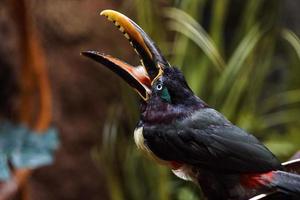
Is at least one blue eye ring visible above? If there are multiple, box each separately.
[156,83,163,91]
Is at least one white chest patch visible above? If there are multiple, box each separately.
[134,127,146,150]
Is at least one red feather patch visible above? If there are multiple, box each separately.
[241,171,274,188]
[170,161,183,170]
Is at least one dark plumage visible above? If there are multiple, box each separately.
[139,67,289,200]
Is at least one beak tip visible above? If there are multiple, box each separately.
[100,10,106,16]
[81,51,101,59]
[100,9,115,18]
[80,51,91,57]
[100,9,129,23]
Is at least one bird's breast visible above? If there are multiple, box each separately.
[134,127,175,167]
[134,127,194,182]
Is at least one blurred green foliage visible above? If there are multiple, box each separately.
[93,1,300,199]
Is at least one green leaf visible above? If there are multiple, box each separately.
[282,29,300,62]
[213,24,264,104]
[165,7,225,71]
[262,89,300,112]
[261,109,300,129]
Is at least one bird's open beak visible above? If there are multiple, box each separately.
[81,9,169,101]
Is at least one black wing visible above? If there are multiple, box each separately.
[143,108,282,173]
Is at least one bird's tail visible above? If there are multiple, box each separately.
[250,158,300,200]
[270,170,300,195]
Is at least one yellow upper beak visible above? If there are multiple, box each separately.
[100,10,153,61]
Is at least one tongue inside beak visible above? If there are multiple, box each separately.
[82,9,169,101]
[81,51,151,101]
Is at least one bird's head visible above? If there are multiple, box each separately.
[82,10,205,118]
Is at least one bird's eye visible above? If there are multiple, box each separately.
[156,83,163,91]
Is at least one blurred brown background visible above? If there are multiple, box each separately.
[0,0,135,199]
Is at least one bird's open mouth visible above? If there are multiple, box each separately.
[82,10,168,101]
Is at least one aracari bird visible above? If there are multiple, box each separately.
[82,10,300,200]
